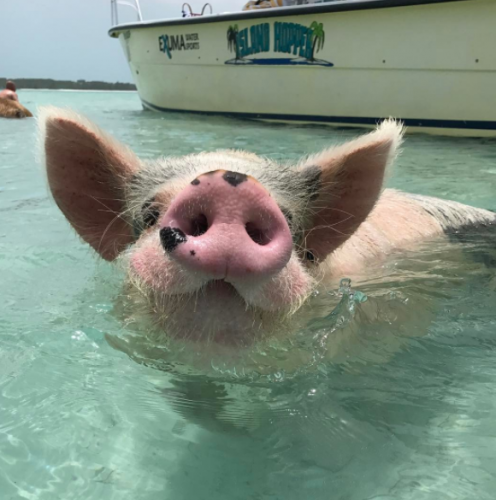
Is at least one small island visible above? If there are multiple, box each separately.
[0,78,136,91]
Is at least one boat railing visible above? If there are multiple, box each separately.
[182,2,213,17]
[111,0,215,26]
[110,0,143,26]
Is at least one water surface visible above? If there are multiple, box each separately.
[1,90,496,499]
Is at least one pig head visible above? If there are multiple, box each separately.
[39,108,495,345]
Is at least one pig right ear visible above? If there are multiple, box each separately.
[39,108,141,261]
[299,120,403,262]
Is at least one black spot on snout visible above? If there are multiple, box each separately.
[190,250,196,256]
[223,171,247,187]
[191,178,200,186]
[160,227,187,253]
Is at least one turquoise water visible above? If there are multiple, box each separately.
[1,90,496,499]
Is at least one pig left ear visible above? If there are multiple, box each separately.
[299,119,403,262]
[39,107,141,261]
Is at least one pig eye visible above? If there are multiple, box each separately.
[306,250,316,263]
[142,201,160,229]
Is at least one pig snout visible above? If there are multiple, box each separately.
[159,170,293,284]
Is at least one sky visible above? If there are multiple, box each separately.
[0,0,245,83]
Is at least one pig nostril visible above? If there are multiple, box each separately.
[245,222,271,246]
[190,213,209,236]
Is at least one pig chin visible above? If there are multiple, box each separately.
[123,240,313,343]
[156,280,275,344]
[128,278,284,344]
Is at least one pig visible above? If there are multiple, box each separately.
[0,97,32,119]
[39,108,496,355]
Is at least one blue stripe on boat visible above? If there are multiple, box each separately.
[140,99,496,131]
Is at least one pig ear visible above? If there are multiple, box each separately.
[299,119,403,262]
[39,107,141,261]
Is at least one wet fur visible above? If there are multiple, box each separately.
[0,97,32,118]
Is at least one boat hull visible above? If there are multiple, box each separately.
[110,0,496,136]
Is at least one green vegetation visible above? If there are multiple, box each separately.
[0,78,136,91]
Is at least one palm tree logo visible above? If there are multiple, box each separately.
[227,24,240,60]
[224,21,332,67]
[309,22,325,61]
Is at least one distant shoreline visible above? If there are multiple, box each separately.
[20,89,137,93]
[0,78,136,92]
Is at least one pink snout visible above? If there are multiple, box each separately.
[159,170,293,284]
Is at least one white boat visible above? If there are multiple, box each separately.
[109,0,496,136]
